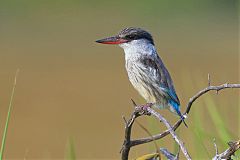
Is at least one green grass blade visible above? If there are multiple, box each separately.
[204,96,232,147]
[65,137,76,160]
[0,69,19,160]
[192,104,211,159]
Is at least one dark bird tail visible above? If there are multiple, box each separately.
[169,100,188,128]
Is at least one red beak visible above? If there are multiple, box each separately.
[95,36,128,44]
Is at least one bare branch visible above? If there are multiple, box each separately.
[131,83,240,146]
[185,83,240,114]
[131,119,182,146]
[131,98,137,107]
[213,139,218,156]
[121,79,240,159]
[122,116,128,127]
[136,148,179,160]
[121,112,137,160]
[212,140,240,160]
[146,108,191,160]
[121,105,190,160]
[121,105,150,160]
[208,73,211,87]
[160,148,179,160]
[135,120,161,159]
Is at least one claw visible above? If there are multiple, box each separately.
[138,103,153,115]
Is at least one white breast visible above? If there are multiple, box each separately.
[126,60,157,103]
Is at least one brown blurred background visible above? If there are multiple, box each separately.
[0,0,239,159]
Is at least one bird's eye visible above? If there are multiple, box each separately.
[125,35,135,39]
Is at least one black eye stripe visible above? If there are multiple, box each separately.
[118,27,154,45]
[125,34,136,39]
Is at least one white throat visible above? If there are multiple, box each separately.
[119,39,156,60]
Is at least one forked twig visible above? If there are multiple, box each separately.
[213,140,240,160]
[132,81,240,146]
[121,76,240,159]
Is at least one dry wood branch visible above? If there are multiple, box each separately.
[136,148,179,160]
[131,82,240,146]
[146,108,191,160]
[121,104,191,160]
[121,77,240,160]
[121,112,137,160]
[121,102,150,160]
[212,140,240,160]
[160,147,179,160]
[131,119,182,146]
[185,83,240,114]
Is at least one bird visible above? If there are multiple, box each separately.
[96,27,187,127]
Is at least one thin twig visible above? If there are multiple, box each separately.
[122,116,128,127]
[212,140,240,160]
[121,78,240,159]
[208,73,211,87]
[121,105,150,160]
[185,83,240,114]
[160,148,179,160]
[146,108,191,160]
[131,119,182,146]
[136,148,179,160]
[131,82,240,146]
[135,120,161,160]
[213,138,218,156]
[121,106,191,160]
[121,112,137,160]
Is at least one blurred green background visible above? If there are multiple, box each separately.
[0,0,239,159]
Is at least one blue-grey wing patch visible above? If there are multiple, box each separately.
[140,54,180,105]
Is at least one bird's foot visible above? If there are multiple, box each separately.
[139,103,153,110]
[135,103,153,116]
[143,103,153,109]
